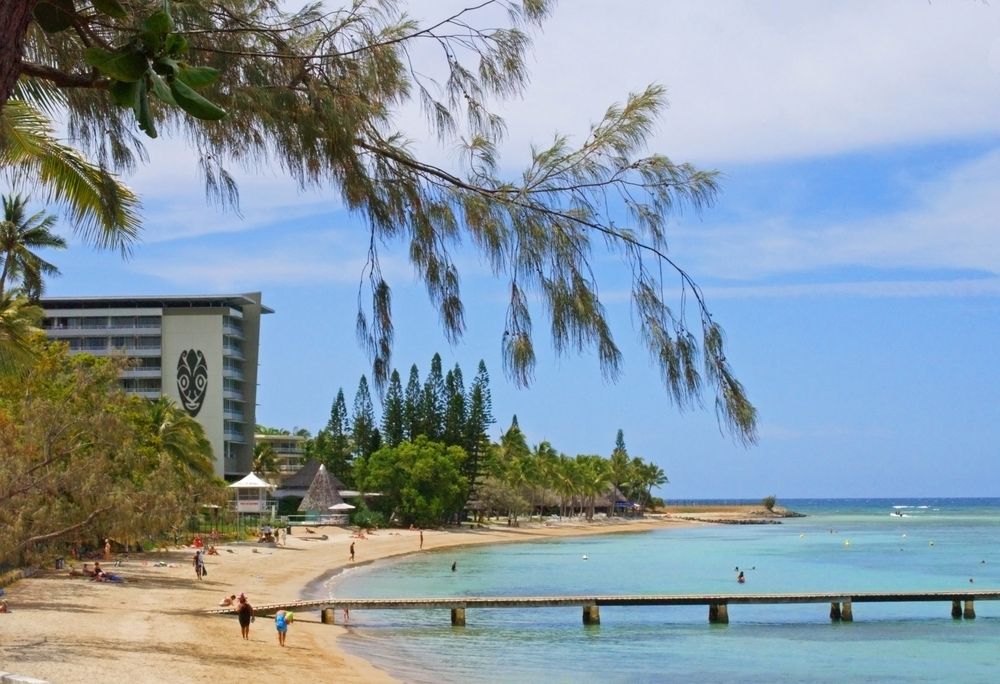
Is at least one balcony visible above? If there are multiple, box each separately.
[121,367,162,379]
[67,339,111,353]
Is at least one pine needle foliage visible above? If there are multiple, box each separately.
[17,0,756,443]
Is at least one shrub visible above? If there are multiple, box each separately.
[351,507,385,530]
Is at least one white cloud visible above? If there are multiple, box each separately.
[675,147,1000,281]
[395,1,1000,166]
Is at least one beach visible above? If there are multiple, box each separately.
[0,515,700,683]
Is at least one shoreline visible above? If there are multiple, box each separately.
[0,513,727,683]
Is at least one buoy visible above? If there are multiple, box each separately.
[581,554,588,560]
[799,533,805,538]
[844,540,850,546]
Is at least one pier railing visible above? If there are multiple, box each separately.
[207,590,1000,625]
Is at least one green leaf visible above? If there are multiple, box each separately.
[153,57,180,76]
[141,30,165,56]
[148,73,177,106]
[133,78,157,138]
[109,80,139,108]
[142,9,174,35]
[169,79,227,121]
[84,47,149,82]
[176,66,219,89]
[33,0,77,33]
[164,34,188,57]
[91,0,127,19]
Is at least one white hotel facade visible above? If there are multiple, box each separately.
[40,293,272,480]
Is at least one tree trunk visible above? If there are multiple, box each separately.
[0,0,37,110]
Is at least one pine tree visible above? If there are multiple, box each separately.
[610,429,631,517]
[442,365,467,447]
[463,360,495,496]
[352,375,378,463]
[403,364,422,442]
[381,369,405,448]
[421,353,446,440]
[322,388,351,482]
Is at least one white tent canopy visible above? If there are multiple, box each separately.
[228,472,275,514]
[228,472,276,489]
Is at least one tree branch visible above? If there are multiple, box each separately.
[18,62,107,90]
[20,505,112,548]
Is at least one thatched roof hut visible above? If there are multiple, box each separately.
[298,464,346,513]
[276,460,346,499]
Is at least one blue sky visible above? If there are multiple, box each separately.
[35,1,1000,498]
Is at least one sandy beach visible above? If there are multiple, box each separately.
[0,515,711,683]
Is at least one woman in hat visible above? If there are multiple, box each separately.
[237,594,254,640]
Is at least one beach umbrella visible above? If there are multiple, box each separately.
[329,502,356,511]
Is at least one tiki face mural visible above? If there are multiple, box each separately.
[177,349,208,416]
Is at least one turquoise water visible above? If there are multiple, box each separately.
[323,499,1000,683]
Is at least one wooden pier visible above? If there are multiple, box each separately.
[207,590,1000,626]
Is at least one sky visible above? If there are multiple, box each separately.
[35,0,1000,499]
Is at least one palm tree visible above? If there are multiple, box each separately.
[0,292,41,374]
[255,424,289,435]
[0,194,66,298]
[551,454,578,518]
[609,436,630,517]
[576,455,612,521]
[1,98,140,254]
[638,462,669,513]
[145,397,216,479]
[252,441,280,482]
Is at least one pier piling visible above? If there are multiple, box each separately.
[829,602,841,621]
[582,605,600,625]
[952,600,963,619]
[450,607,466,626]
[321,607,336,624]
[964,600,976,619]
[708,603,729,624]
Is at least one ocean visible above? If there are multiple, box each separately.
[323,499,1000,683]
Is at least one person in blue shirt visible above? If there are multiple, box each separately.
[275,609,294,646]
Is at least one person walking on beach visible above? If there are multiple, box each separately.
[275,609,293,647]
[193,549,206,580]
[104,538,111,560]
[237,594,254,640]
[419,530,424,549]
[349,542,355,562]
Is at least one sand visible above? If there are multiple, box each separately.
[0,515,707,683]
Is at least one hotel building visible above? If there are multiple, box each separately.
[40,293,272,480]
[254,431,308,481]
